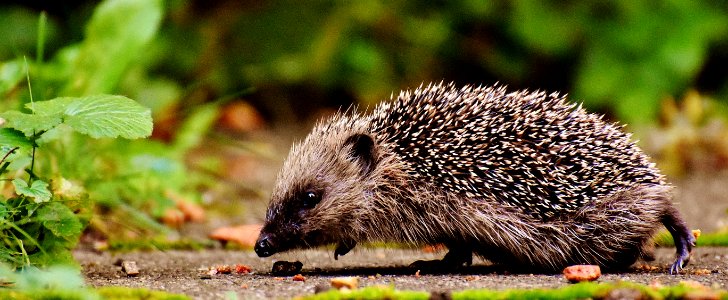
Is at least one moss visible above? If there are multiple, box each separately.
[0,286,189,300]
[301,281,727,300]
[97,286,191,300]
[654,230,728,247]
[305,286,429,300]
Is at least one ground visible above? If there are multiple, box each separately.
[77,247,728,299]
[77,172,728,299]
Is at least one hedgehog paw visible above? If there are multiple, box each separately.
[410,248,472,271]
[410,259,453,271]
[662,206,695,275]
[669,247,692,275]
[334,240,357,260]
[669,258,685,275]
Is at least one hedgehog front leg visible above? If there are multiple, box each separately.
[410,246,473,271]
[334,240,357,260]
[661,206,695,274]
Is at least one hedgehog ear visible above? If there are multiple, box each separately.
[343,133,376,176]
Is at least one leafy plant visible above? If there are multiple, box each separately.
[0,0,222,253]
[0,264,189,300]
[0,94,152,268]
[304,281,726,300]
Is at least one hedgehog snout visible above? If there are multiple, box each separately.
[254,232,276,257]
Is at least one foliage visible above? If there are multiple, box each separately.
[304,281,726,300]
[647,90,728,176]
[97,287,190,300]
[654,230,728,247]
[102,0,725,126]
[0,93,153,269]
[0,0,224,264]
[5,1,725,128]
[0,264,189,300]
[308,286,428,300]
[1,95,152,139]
[0,0,207,269]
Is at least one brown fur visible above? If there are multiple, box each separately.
[255,83,694,273]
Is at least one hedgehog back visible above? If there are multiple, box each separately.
[368,83,664,219]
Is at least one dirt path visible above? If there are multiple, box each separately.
[77,247,728,299]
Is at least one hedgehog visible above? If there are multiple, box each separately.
[254,82,695,274]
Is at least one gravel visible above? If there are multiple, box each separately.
[77,247,728,299]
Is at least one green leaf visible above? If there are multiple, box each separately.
[0,202,7,220]
[0,59,25,97]
[27,95,153,139]
[36,202,82,239]
[12,179,52,203]
[172,103,220,153]
[0,128,33,150]
[63,0,163,95]
[14,265,84,290]
[0,111,62,136]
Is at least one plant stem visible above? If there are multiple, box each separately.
[35,12,47,102]
[30,147,36,182]
[0,147,19,164]
[24,57,38,183]
[36,12,47,65]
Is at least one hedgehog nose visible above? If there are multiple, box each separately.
[255,234,275,257]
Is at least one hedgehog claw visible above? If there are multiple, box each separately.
[662,207,695,275]
[334,240,357,260]
[669,247,692,275]
[669,260,683,275]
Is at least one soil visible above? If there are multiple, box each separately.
[77,247,728,299]
[76,172,728,299]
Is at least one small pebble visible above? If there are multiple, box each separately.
[331,277,358,289]
[563,265,601,283]
[121,261,140,277]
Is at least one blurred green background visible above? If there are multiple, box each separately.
[4,0,728,125]
[1,0,728,250]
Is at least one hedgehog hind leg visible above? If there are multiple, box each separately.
[410,246,473,271]
[661,206,695,274]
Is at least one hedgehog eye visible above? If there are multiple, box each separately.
[301,191,321,209]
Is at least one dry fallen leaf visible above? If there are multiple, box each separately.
[177,200,205,223]
[209,224,263,248]
[219,101,265,132]
[235,264,252,274]
[216,265,232,274]
[292,274,306,282]
[691,269,711,275]
[166,190,206,223]
[161,208,185,228]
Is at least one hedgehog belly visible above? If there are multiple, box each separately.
[462,183,671,271]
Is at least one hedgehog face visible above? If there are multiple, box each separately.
[255,127,377,257]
